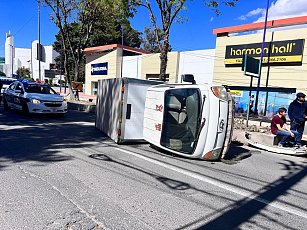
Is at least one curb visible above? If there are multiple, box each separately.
[67,102,96,113]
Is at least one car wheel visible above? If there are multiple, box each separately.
[3,98,10,111]
[22,103,29,114]
[57,113,65,118]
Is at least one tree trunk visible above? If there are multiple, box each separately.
[62,48,74,100]
[159,39,170,81]
[74,60,79,82]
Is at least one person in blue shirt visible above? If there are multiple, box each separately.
[288,92,307,147]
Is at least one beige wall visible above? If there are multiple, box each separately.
[140,52,180,83]
[85,49,121,95]
[213,27,307,95]
[85,49,180,95]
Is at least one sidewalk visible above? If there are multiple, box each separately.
[236,114,307,140]
[53,87,97,113]
[54,87,96,104]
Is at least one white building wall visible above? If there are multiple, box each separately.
[178,49,215,84]
[5,32,13,66]
[15,48,31,69]
[3,33,58,79]
[4,32,14,76]
[44,45,58,64]
[122,55,142,78]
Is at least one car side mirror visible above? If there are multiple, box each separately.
[15,89,22,94]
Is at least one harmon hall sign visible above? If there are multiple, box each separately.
[225,39,305,65]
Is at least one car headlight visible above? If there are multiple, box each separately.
[32,99,41,104]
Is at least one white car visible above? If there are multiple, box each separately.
[3,81,67,114]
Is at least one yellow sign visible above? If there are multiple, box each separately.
[225,55,303,65]
[72,81,83,91]
[225,39,305,65]
[230,90,243,97]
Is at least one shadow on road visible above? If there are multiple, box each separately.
[176,160,307,230]
[0,106,107,170]
[89,153,192,192]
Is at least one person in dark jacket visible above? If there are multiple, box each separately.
[288,92,307,147]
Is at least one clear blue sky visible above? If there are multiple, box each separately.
[1,0,306,56]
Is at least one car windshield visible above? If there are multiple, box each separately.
[24,84,57,94]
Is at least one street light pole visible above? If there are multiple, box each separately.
[254,0,270,115]
[38,0,41,81]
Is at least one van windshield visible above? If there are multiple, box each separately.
[160,88,201,154]
[25,85,56,94]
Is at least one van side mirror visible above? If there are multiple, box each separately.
[181,74,196,84]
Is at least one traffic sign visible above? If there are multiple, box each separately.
[242,54,260,77]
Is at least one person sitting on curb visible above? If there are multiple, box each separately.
[271,107,300,147]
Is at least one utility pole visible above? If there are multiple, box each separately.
[121,25,124,78]
[38,0,41,81]
[31,42,34,79]
[254,0,270,115]
[60,38,63,93]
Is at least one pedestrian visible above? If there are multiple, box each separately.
[271,107,299,147]
[249,95,255,114]
[288,92,307,147]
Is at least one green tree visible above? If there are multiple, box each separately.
[128,0,238,81]
[42,0,141,98]
[141,26,171,53]
[41,0,107,98]
[16,67,31,79]
[52,12,142,83]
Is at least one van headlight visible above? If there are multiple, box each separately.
[32,99,41,104]
[211,86,229,101]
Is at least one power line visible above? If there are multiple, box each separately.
[14,14,36,36]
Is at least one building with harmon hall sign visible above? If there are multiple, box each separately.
[84,16,307,115]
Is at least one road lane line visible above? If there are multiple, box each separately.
[116,147,307,219]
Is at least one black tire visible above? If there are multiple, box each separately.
[3,97,10,111]
[22,103,29,114]
[57,113,65,118]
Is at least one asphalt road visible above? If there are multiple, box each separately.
[1,107,307,230]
